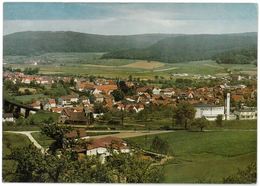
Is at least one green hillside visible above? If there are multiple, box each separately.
[103,33,257,63]
[3,31,174,56]
[4,31,257,64]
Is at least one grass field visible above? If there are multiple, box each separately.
[208,119,257,130]
[126,130,256,183]
[14,94,47,104]
[4,53,256,79]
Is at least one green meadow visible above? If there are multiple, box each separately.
[127,130,256,183]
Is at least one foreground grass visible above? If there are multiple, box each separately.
[127,130,256,183]
[3,133,31,182]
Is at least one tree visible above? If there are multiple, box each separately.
[93,103,108,114]
[191,116,209,131]
[69,77,76,86]
[173,102,196,129]
[223,162,256,183]
[104,152,163,183]
[111,89,125,102]
[216,114,223,127]
[41,123,73,153]
[118,81,130,95]
[128,75,133,82]
[23,67,39,75]
[7,145,163,183]
[136,109,149,121]
[150,136,170,155]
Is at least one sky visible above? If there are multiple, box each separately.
[3,3,258,35]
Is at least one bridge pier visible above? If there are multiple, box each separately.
[25,109,30,118]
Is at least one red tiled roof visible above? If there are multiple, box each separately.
[87,136,127,150]
[94,85,118,93]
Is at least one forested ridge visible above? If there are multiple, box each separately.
[4,31,257,64]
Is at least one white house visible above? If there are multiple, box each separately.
[60,95,79,105]
[161,88,175,97]
[194,104,225,121]
[85,136,130,162]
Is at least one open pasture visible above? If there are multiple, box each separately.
[127,130,256,183]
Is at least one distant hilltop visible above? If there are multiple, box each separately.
[3,31,257,64]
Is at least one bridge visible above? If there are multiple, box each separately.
[3,98,40,118]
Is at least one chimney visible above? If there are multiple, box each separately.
[226,93,230,120]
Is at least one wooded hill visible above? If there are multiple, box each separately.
[103,33,257,63]
[3,31,174,56]
[4,31,257,64]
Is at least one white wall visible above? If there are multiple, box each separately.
[195,106,224,121]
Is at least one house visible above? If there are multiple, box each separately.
[137,93,151,104]
[194,104,225,121]
[59,108,90,125]
[93,85,117,95]
[77,81,95,92]
[94,94,104,103]
[136,86,153,95]
[51,107,64,113]
[86,136,130,157]
[187,91,195,99]
[161,88,175,97]
[3,113,15,122]
[231,94,245,103]
[30,101,42,110]
[152,88,161,95]
[21,77,35,84]
[234,107,257,120]
[60,94,79,105]
[48,99,56,108]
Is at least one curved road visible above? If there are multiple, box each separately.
[4,131,45,154]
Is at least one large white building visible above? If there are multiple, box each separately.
[195,104,225,121]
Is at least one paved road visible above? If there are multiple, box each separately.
[4,131,45,154]
[88,130,173,139]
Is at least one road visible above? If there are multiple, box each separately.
[4,131,45,154]
[88,130,173,139]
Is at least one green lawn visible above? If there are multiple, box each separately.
[126,130,256,183]
[2,133,31,182]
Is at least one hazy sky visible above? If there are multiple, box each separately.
[3,3,258,35]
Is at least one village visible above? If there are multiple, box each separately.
[2,67,257,163]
